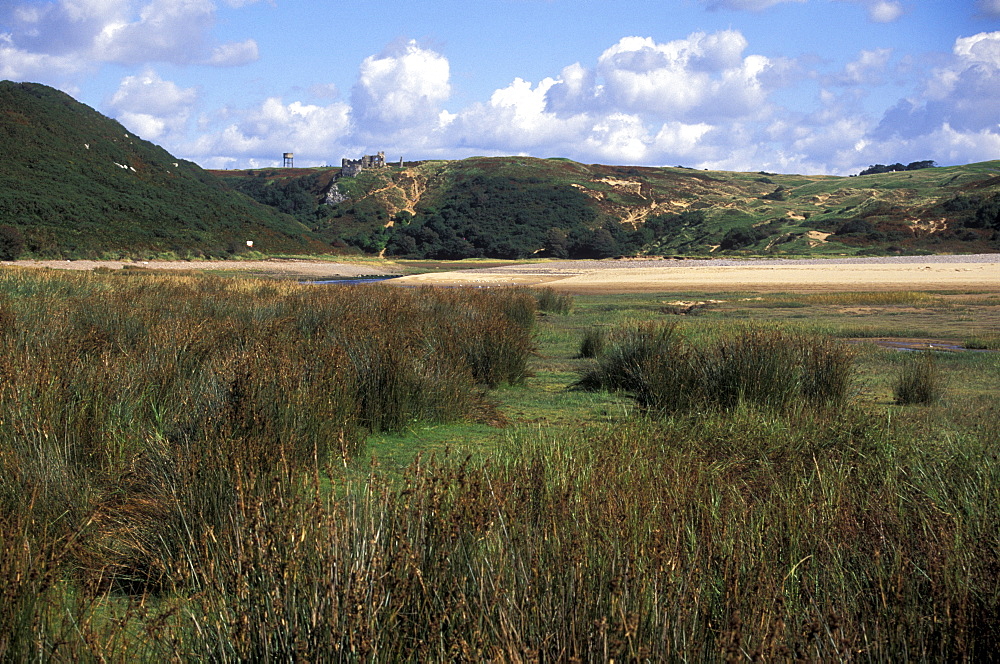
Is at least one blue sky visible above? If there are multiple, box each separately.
[2,0,999,174]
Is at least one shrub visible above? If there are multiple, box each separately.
[719,226,765,250]
[0,225,24,260]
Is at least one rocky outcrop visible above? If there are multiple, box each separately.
[324,183,349,206]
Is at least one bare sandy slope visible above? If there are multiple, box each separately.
[392,256,1000,293]
[3,259,399,279]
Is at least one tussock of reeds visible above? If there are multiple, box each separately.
[534,287,574,314]
[893,353,944,404]
[576,326,607,358]
[575,321,855,412]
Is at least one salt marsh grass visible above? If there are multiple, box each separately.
[2,270,998,660]
[786,291,939,306]
[964,332,1000,350]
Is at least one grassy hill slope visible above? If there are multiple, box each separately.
[0,81,327,259]
[215,157,1000,258]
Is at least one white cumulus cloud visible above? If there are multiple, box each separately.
[93,0,216,64]
[203,38,258,66]
[437,30,786,169]
[978,0,1000,17]
[836,0,905,23]
[829,48,893,86]
[447,77,590,155]
[108,68,197,139]
[350,39,451,138]
[1,0,260,79]
[188,96,352,168]
[0,34,89,78]
[953,31,1000,68]
[591,32,771,122]
[855,31,1000,170]
[866,0,904,22]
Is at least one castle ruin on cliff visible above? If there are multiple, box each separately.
[341,151,403,177]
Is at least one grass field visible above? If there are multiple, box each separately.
[3,268,999,660]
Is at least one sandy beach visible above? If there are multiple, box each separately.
[5,255,1000,293]
[391,255,1000,293]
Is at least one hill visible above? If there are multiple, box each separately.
[3,79,997,261]
[214,156,1000,259]
[0,81,326,259]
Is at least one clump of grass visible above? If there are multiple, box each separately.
[576,322,854,412]
[534,287,574,314]
[800,291,938,306]
[893,353,944,404]
[576,327,607,358]
[963,333,1000,350]
[573,321,683,395]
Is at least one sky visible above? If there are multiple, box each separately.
[2,1,1000,175]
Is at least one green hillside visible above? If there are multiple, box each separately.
[3,80,998,260]
[215,156,1000,258]
[0,81,327,259]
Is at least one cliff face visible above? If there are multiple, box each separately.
[0,81,325,258]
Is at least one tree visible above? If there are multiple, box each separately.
[859,161,936,176]
[719,226,764,250]
[543,228,570,258]
[582,228,620,258]
[0,225,25,260]
[836,219,875,235]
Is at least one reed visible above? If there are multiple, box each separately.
[576,326,607,358]
[534,287,574,314]
[575,322,855,412]
[3,272,996,660]
[0,268,534,613]
[893,353,944,404]
[151,407,1000,660]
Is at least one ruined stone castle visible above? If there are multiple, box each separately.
[340,151,403,177]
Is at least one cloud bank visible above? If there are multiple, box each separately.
[0,0,259,78]
[182,28,1000,175]
[4,1,1000,175]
